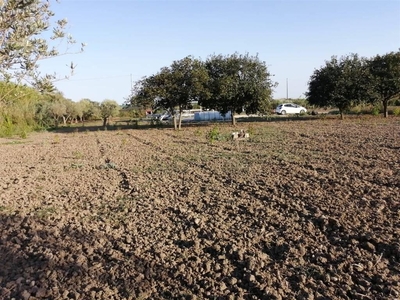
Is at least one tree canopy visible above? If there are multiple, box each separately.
[100,99,120,127]
[307,51,400,118]
[128,53,276,128]
[368,51,400,117]
[306,54,372,119]
[130,56,208,130]
[0,0,84,94]
[0,0,84,136]
[200,53,276,125]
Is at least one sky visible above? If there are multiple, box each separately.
[39,0,400,104]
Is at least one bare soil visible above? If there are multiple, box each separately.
[0,117,399,300]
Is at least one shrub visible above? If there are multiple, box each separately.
[371,106,380,116]
[206,126,220,143]
[393,107,400,116]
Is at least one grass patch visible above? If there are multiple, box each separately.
[1,140,28,145]
[34,206,57,218]
[72,151,84,159]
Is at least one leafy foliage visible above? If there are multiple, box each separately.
[368,51,400,117]
[0,82,41,136]
[129,56,208,130]
[128,53,276,128]
[0,0,84,136]
[100,99,120,127]
[306,54,372,119]
[200,53,276,125]
[0,0,84,94]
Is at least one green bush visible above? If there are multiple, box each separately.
[206,126,220,143]
[0,82,43,137]
[393,107,400,116]
[371,106,380,116]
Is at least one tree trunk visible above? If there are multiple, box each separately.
[173,115,177,130]
[231,112,236,126]
[103,117,107,127]
[383,100,388,118]
[62,116,67,125]
[178,111,183,130]
[339,109,344,120]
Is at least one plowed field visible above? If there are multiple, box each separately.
[1,117,399,300]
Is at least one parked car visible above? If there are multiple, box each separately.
[149,112,172,121]
[275,103,307,115]
[159,112,172,121]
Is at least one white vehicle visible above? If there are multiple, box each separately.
[275,103,307,115]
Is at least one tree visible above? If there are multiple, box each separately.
[78,98,100,124]
[163,56,208,129]
[49,101,66,127]
[0,81,41,136]
[200,53,276,125]
[368,51,400,118]
[130,56,208,130]
[41,90,68,127]
[0,0,84,136]
[0,0,84,100]
[63,99,80,124]
[306,54,371,119]
[100,99,120,127]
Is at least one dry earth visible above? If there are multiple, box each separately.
[0,117,399,300]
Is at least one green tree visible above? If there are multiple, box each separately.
[0,81,41,136]
[0,0,84,135]
[78,98,100,123]
[63,99,81,124]
[368,51,400,118]
[100,99,120,127]
[0,0,84,100]
[130,56,208,130]
[49,100,66,127]
[200,53,276,125]
[306,54,371,119]
[162,56,208,129]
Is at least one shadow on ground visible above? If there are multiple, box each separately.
[50,115,342,134]
[0,214,180,299]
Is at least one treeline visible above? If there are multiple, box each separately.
[0,82,120,137]
[1,51,399,137]
[127,50,400,130]
[307,51,400,119]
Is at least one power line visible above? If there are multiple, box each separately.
[67,74,132,81]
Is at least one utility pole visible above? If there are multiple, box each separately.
[286,78,289,100]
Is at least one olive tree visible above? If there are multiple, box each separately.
[0,0,84,97]
[130,56,208,130]
[78,98,100,123]
[100,99,120,127]
[306,54,371,119]
[200,53,276,125]
[368,51,400,118]
[0,0,84,135]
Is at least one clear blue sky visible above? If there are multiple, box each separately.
[41,0,400,104]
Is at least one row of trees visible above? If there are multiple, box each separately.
[128,50,399,130]
[0,81,120,137]
[128,53,276,129]
[307,51,400,119]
